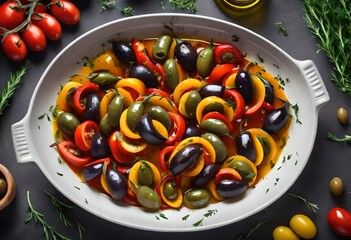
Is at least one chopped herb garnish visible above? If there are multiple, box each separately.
[167,0,197,13]
[327,132,351,143]
[118,7,134,16]
[288,192,319,213]
[257,54,264,63]
[291,103,302,124]
[237,219,268,240]
[275,22,288,37]
[193,218,203,227]
[56,172,63,176]
[204,209,217,217]
[99,0,116,11]
[158,213,168,220]
[182,214,190,221]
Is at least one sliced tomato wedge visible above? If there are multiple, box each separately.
[74,120,100,151]
[56,141,91,168]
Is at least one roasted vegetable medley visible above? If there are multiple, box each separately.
[52,35,292,211]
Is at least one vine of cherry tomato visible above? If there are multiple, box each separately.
[0,0,80,61]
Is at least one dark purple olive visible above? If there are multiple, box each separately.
[261,78,274,104]
[183,124,202,138]
[82,161,104,181]
[170,143,203,176]
[235,131,256,163]
[136,114,167,144]
[174,39,197,73]
[84,93,100,121]
[235,69,254,104]
[129,64,159,88]
[112,40,136,64]
[105,168,127,200]
[216,179,248,198]
[192,163,220,187]
[90,132,110,159]
[197,84,225,98]
[262,104,289,133]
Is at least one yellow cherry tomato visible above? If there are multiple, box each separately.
[273,226,300,240]
[289,214,317,239]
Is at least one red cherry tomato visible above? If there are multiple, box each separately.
[74,120,100,151]
[56,141,91,168]
[34,3,48,14]
[328,207,351,237]
[1,33,27,61]
[49,0,80,25]
[32,13,62,41]
[21,24,47,52]
[0,1,26,30]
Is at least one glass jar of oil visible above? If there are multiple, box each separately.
[215,0,265,17]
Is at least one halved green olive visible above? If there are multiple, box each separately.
[152,35,173,62]
[163,181,178,200]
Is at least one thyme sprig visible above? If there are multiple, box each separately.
[25,191,70,240]
[0,63,28,115]
[167,0,197,13]
[44,191,74,227]
[275,22,288,37]
[288,192,319,213]
[99,0,116,11]
[303,0,351,99]
[236,219,268,240]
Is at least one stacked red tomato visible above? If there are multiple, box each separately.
[0,0,80,61]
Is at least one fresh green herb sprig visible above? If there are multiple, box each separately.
[275,22,288,37]
[44,191,74,227]
[0,63,27,116]
[326,132,351,143]
[236,219,268,240]
[303,0,351,99]
[167,0,197,13]
[25,191,70,240]
[288,192,319,213]
[99,0,116,11]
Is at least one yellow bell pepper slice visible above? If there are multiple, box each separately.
[119,109,142,140]
[92,50,125,77]
[116,78,147,98]
[173,78,203,104]
[56,81,83,112]
[196,96,234,124]
[70,65,93,84]
[159,175,183,209]
[146,95,177,113]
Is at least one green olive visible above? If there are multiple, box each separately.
[184,188,211,209]
[65,86,78,107]
[90,71,118,86]
[201,133,227,163]
[57,112,80,137]
[164,59,179,91]
[163,181,178,200]
[229,160,256,182]
[197,47,215,78]
[136,186,161,211]
[147,106,171,132]
[127,101,145,131]
[99,114,114,137]
[203,102,224,115]
[257,136,271,156]
[329,176,344,195]
[337,107,348,125]
[200,118,229,136]
[108,94,125,128]
[0,178,7,198]
[152,35,173,62]
[138,161,154,187]
[185,90,202,118]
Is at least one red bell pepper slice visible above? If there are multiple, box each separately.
[72,83,99,115]
[74,120,100,151]
[207,63,237,84]
[56,141,91,169]
[201,111,234,133]
[214,168,242,185]
[108,131,134,164]
[214,43,244,68]
[223,89,245,121]
[158,145,176,171]
[132,40,166,86]
[164,112,186,145]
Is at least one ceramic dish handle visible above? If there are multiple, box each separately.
[11,116,35,164]
[295,59,330,109]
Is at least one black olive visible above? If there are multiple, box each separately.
[174,39,197,73]
[235,69,254,104]
[192,163,220,187]
[136,114,167,144]
[90,132,110,159]
[262,105,289,133]
[84,93,100,121]
[261,77,274,104]
[112,40,136,64]
[197,84,225,98]
[129,64,159,88]
[235,131,256,163]
[105,168,127,201]
[82,161,104,181]
[183,124,202,138]
[216,179,248,198]
[170,143,203,176]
